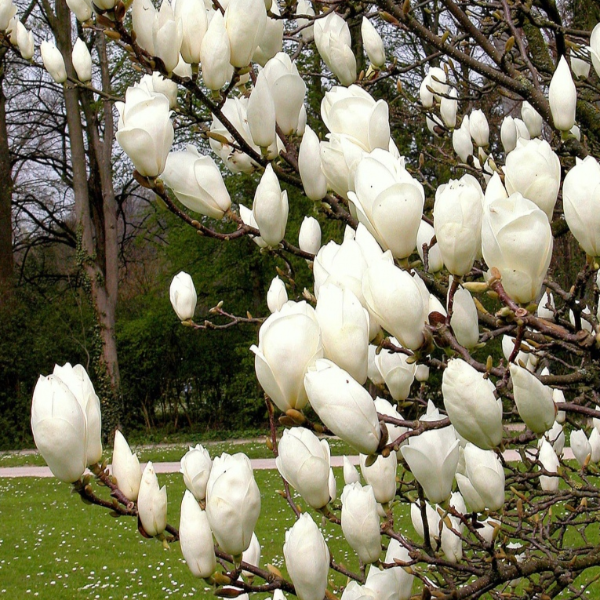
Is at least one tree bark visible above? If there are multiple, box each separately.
[0,58,13,288]
[44,0,122,438]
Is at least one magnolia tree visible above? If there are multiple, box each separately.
[11,0,600,597]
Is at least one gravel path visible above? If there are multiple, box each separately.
[0,449,576,478]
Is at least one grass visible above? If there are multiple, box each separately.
[0,468,386,600]
[0,439,357,469]
[1,445,600,599]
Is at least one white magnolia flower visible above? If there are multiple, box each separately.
[162,146,231,219]
[180,444,212,501]
[251,301,322,412]
[314,12,356,86]
[348,149,424,260]
[401,414,459,504]
[341,483,381,563]
[206,453,261,555]
[305,359,381,455]
[138,462,168,537]
[276,428,332,509]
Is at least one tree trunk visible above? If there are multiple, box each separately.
[44,0,122,438]
[0,63,13,288]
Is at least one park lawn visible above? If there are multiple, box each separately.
[0,439,356,468]
[0,469,384,600]
[1,468,599,599]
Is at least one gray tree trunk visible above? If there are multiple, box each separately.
[43,0,122,439]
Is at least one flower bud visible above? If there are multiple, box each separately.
[359,453,397,504]
[349,149,424,260]
[570,429,591,467]
[252,164,288,247]
[416,220,443,272]
[462,444,505,510]
[53,363,102,465]
[152,0,183,73]
[298,216,322,255]
[319,133,363,199]
[538,439,559,492]
[341,483,381,563]
[72,38,92,82]
[262,53,306,135]
[31,374,87,482]
[180,444,212,501]
[163,146,231,219]
[316,284,369,384]
[276,428,331,509]
[401,416,459,504]
[482,194,553,304]
[297,108,308,134]
[521,101,543,137]
[449,286,478,348]
[563,156,600,257]
[132,0,156,54]
[112,430,142,501]
[253,3,284,65]
[41,40,67,84]
[500,116,530,154]
[116,85,174,178]
[295,0,314,41]
[0,0,15,30]
[374,342,415,401]
[419,67,447,107]
[241,532,261,576]
[15,22,34,60]
[549,56,577,131]
[247,70,277,149]
[206,453,261,555]
[415,364,429,382]
[180,490,216,578]
[374,397,407,451]
[225,0,267,68]
[502,335,530,368]
[510,364,555,434]
[544,421,565,455]
[298,126,327,201]
[283,514,329,600]
[305,359,381,454]
[201,11,232,91]
[452,119,473,162]
[314,12,356,86]
[138,462,168,537]
[504,139,560,221]
[442,359,502,450]
[361,17,385,68]
[252,301,322,412]
[469,109,489,146]
[175,0,207,64]
[440,88,458,129]
[170,272,197,321]
[589,428,600,463]
[267,276,288,313]
[382,540,415,600]
[410,500,441,549]
[434,174,483,276]
[362,258,427,350]
[343,455,360,485]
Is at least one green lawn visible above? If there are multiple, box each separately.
[1,458,599,599]
[0,468,391,600]
[0,439,357,468]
